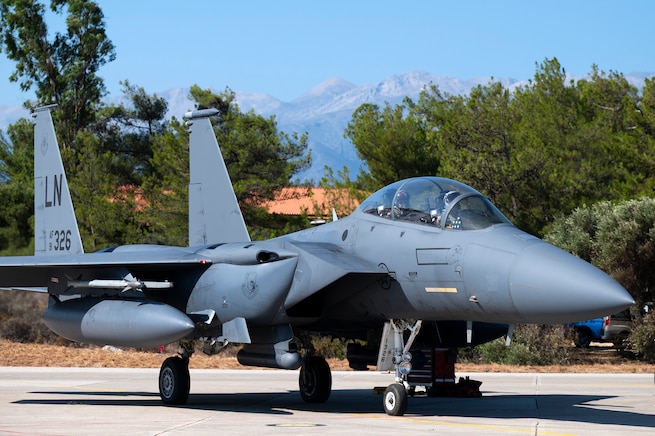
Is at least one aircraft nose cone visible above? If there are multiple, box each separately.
[510,242,634,323]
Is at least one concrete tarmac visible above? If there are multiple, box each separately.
[0,367,653,435]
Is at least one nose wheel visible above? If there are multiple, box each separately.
[383,383,408,416]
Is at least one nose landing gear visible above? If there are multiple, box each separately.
[377,319,423,416]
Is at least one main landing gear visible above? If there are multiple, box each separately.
[157,340,336,407]
[299,355,332,403]
[158,341,193,405]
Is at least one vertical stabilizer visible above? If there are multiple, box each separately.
[185,109,250,245]
[33,105,84,255]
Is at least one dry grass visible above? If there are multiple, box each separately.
[1,340,653,373]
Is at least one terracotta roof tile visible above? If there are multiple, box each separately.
[262,187,361,216]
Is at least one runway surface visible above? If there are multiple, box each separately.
[0,367,653,435]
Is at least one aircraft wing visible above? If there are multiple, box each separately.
[0,250,212,289]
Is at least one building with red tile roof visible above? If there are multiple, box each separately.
[261,187,362,223]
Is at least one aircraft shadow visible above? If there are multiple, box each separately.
[14,388,655,428]
[409,393,655,429]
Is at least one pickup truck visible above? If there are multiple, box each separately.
[567,311,633,348]
[566,317,603,348]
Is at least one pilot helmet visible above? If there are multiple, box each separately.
[396,190,410,208]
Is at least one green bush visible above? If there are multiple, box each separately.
[462,324,571,365]
[629,315,655,362]
[310,335,348,359]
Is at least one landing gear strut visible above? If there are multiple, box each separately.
[158,341,193,405]
[299,355,332,403]
[380,319,422,416]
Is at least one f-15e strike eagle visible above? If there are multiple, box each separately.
[0,105,633,416]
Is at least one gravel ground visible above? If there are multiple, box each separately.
[1,340,653,373]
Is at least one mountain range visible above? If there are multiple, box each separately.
[160,71,526,181]
[1,70,651,181]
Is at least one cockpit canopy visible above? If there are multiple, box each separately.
[358,177,511,230]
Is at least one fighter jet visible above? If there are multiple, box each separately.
[0,106,634,416]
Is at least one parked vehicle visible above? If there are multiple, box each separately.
[566,311,633,348]
[566,317,603,348]
[601,310,633,348]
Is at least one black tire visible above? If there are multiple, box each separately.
[299,356,331,403]
[383,383,408,416]
[574,328,592,348]
[159,356,190,405]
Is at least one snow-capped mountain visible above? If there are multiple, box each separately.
[230,71,525,181]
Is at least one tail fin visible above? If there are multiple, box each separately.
[33,105,84,255]
[185,109,250,245]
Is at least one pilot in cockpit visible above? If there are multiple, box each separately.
[393,190,410,217]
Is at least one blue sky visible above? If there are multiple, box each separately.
[1,0,654,106]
